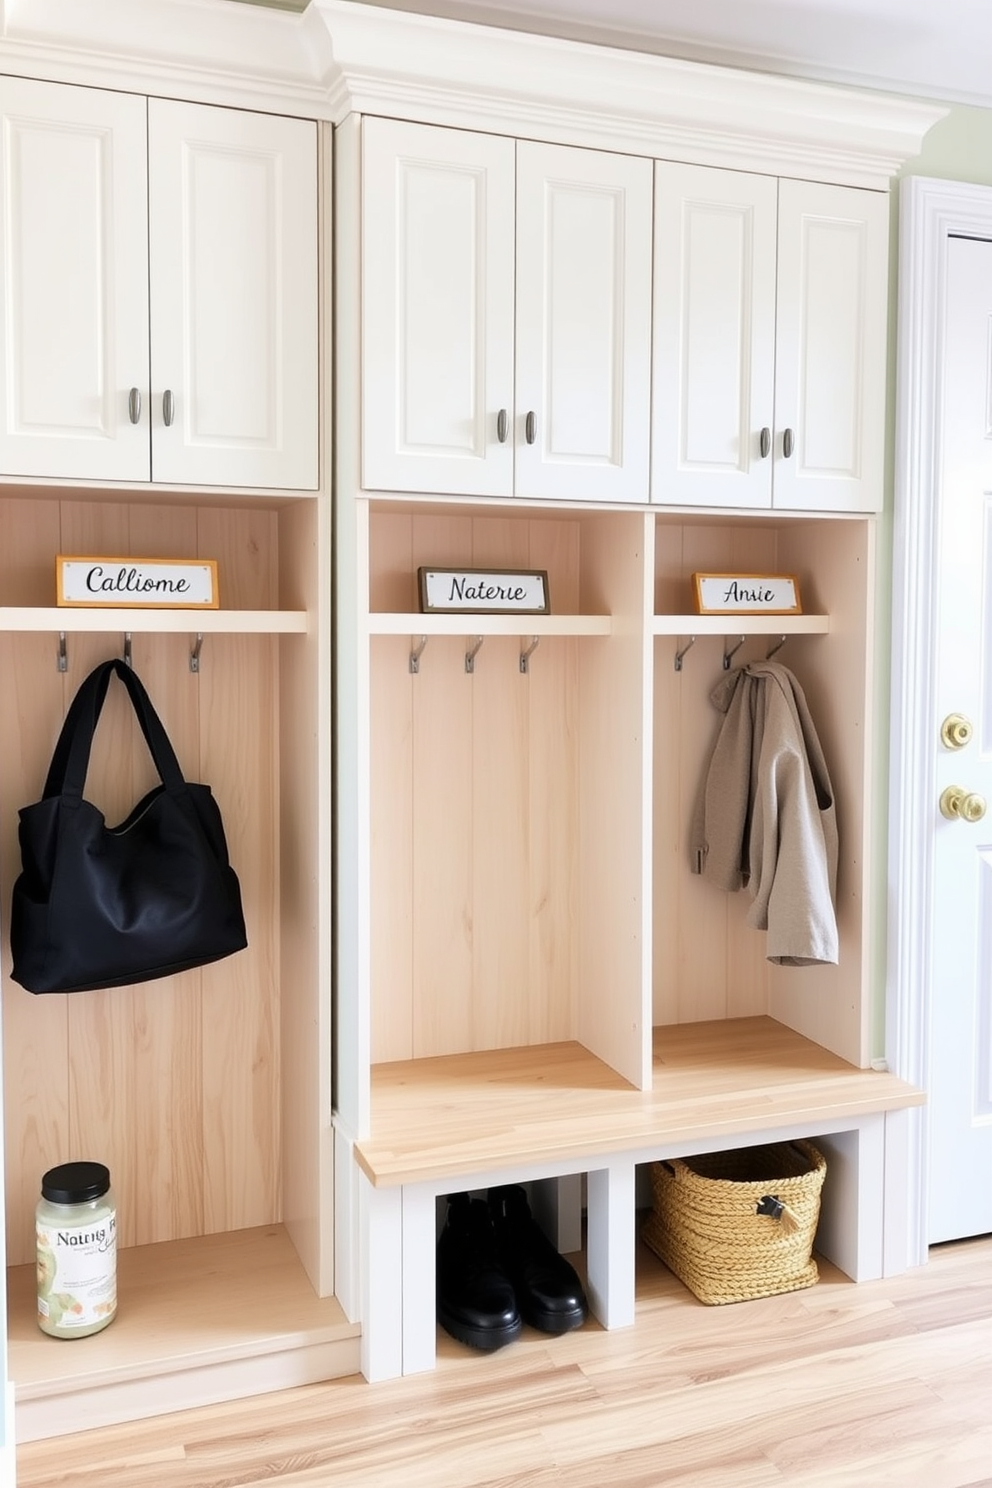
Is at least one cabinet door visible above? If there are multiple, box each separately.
[362,118,515,497]
[652,161,777,509]
[147,100,318,490]
[772,180,888,513]
[0,79,150,482]
[515,142,652,503]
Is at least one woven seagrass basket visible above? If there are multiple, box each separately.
[641,1139,826,1305]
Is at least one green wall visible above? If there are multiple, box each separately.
[900,104,992,185]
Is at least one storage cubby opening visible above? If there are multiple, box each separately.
[651,512,873,1070]
[1,490,340,1426]
[367,502,647,1085]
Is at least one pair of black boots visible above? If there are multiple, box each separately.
[436,1185,588,1351]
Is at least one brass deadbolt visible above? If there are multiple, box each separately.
[941,713,973,751]
[939,785,987,823]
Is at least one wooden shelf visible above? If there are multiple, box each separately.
[0,607,307,634]
[356,1017,924,1188]
[7,1225,360,1443]
[367,612,612,637]
[652,613,830,636]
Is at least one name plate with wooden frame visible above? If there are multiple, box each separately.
[57,556,220,609]
[693,572,802,616]
[418,566,550,615]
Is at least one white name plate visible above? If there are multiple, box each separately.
[418,567,550,614]
[693,572,801,616]
[57,556,219,609]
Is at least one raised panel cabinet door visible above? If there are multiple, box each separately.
[0,78,150,482]
[361,117,515,497]
[772,180,888,513]
[147,100,318,490]
[651,160,777,509]
[515,141,652,504]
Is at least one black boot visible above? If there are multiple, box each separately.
[488,1184,588,1336]
[436,1193,522,1351]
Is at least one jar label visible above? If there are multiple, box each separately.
[37,1214,117,1331]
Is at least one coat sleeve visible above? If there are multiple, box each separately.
[690,669,752,890]
[745,670,839,966]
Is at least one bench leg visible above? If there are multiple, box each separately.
[585,1159,636,1329]
[359,1177,403,1382]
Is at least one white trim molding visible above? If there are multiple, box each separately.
[313,0,944,187]
[2,0,945,181]
[887,175,992,1269]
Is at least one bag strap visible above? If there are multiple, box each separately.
[44,658,188,803]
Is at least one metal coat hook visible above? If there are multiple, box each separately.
[519,636,540,674]
[190,633,204,674]
[465,636,485,674]
[57,631,68,673]
[409,635,428,674]
[123,633,133,669]
[723,635,746,670]
[766,635,788,660]
[674,636,696,672]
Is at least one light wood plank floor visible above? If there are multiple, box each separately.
[18,1231,992,1488]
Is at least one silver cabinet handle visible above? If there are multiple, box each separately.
[128,387,141,425]
[496,408,508,444]
[759,426,771,459]
[783,427,795,459]
[525,410,536,445]
[163,389,175,428]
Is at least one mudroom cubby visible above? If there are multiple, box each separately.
[363,501,649,1087]
[0,488,351,1441]
[650,510,873,1068]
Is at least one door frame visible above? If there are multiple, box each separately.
[888,174,992,1268]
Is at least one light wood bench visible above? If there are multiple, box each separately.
[353,1017,925,1380]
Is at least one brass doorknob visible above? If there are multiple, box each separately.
[940,713,973,751]
[939,785,987,822]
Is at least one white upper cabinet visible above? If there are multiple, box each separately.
[361,117,652,503]
[0,79,318,490]
[0,79,151,483]
[147,99,318,491]
[652,162,888,513]
[772,179,888,513]
[362,118,515,498]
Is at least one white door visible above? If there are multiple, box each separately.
[652,161,777,509]
[148,100,318,490]
[361,117,515,497]
[772,180,888,513]
[0,78,150,482]
[928,232,992,1243]
[515,141,652,503]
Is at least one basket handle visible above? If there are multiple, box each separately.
[756,1194,801,1235]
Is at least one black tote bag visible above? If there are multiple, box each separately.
[10,657,248,994]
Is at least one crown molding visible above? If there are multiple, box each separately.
[0,0,336,116]
[313,0,946,188]
[1,0,946,183]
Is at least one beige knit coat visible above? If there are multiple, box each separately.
[690,660,839,967]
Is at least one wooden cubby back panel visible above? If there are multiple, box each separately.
[369,509,586,1065]
[0,496,282,1265]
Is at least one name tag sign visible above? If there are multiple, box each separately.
[419,567,550,615]
[57,556,219,609]
[693,572,802,616]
